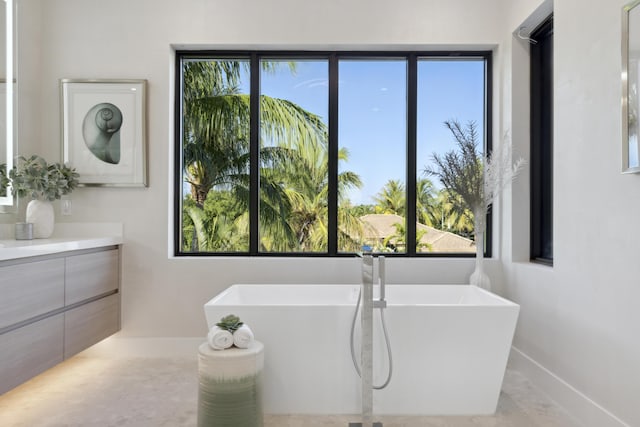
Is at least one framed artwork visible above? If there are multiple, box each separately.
[61,79,148,186]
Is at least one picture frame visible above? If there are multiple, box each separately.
[61,79,148,186]
[622,1,640,173]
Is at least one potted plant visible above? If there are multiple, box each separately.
[8,154,80,238]
[426,120,525,291]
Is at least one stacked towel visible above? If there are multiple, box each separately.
[207,326,233,350]
[232,324,255,349]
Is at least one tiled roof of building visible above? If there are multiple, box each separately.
[359,214,475,253]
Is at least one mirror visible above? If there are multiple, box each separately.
[0,0,15,205]
[623,0,640,173]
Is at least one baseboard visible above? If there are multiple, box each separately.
[509,346,630,427]
[77,335,204,359]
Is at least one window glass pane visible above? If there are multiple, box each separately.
[417,59,485,254]
[530,18,553,263]
[338,59,407,253]
[180,58,251,253]
[259,59,329,253]
[176,52,490,257]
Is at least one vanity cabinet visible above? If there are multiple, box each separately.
[0,258,65,330]
[64,293,120,358]
[0,315,65,394]
[0,245,120,394]
[65,249,119,306]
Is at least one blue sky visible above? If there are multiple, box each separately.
[254,58,486,205]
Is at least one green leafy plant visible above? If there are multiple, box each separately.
[8,155,80,201]
[216,314,244,333]
[0,164,9,196]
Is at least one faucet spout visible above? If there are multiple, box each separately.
[373,256,386,309]
[357,247,386,308]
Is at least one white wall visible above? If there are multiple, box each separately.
[13,0,504,338]
[7,0,640,425]
[502,1,640,426]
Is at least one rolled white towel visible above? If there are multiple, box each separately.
[207,326,233,350]
[232,324,254,349]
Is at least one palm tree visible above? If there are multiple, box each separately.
[373,179,405,215]
[336,157,366,252]
[181,60,314,251]
[416,178,438,226]
[382,221,432,252]
[181,59,362,252]
[181,190,249,251]
[266,129,363,252]
[428,190,474,237]
[185,205,249,252]
[258,97,329,252]
[183,85,248,207]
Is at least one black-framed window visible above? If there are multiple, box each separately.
[530,17,554,264]
[174,51,492,257]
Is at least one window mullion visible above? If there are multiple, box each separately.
[250,53,260,255]
[327,54,339,255]
[406,55,417,256]
[484,52,493,258]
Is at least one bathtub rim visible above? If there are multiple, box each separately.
[205,283,520,308]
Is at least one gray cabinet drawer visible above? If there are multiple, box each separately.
[65,249,119,305]
[0,314,64,394]
[0,259,65,329]
[64,293,120,358]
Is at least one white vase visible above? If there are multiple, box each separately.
[470,228,491,291]
[26,199,55,239]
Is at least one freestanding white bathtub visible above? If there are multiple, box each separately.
[204,284,519,415]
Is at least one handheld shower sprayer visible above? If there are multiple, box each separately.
[350,249,393,391]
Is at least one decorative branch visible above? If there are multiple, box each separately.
[425,120,525,233]
[483,130,526,211]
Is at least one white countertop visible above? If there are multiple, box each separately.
[0,223,123,261]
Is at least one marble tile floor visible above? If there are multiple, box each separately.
[0,354,582,427]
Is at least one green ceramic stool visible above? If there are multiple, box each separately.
[197,340,264,427]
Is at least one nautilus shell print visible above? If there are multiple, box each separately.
[82,102,123,164]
